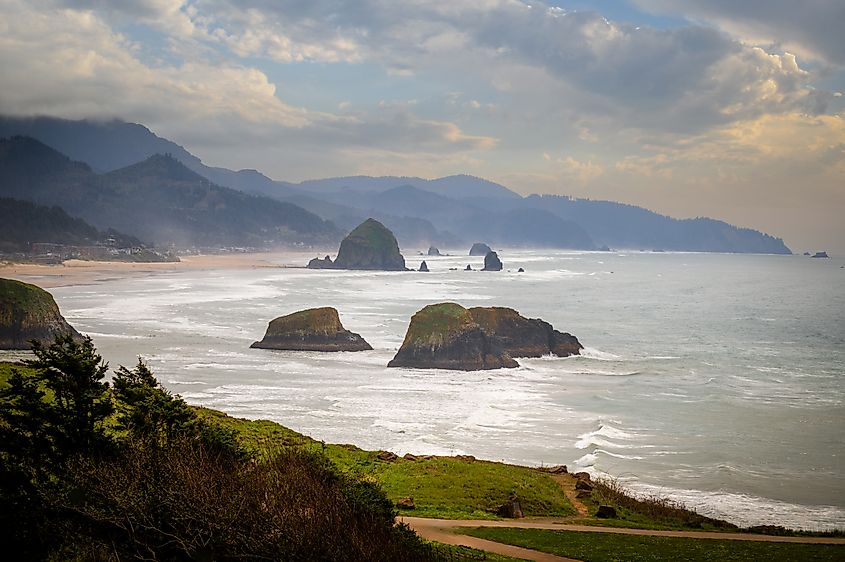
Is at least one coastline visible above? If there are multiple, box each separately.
[0,251,319,288]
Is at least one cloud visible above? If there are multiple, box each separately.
[632,0,845,65]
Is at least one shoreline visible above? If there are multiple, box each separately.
[0,251,320,288]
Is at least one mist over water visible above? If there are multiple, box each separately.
[37,250,845,530]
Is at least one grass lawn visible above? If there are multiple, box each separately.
[193,408,575,519]
[458,527,845,562]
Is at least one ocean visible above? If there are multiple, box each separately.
[35,250,845,530]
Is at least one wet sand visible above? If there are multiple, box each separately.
[0,251,319,288]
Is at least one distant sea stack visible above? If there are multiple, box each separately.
[469,242,493,256]
[427,246,441,256]
[0,278,83,349]
[251,307,372,352]
[388,303,517,371]
[468,307,582,357]
[307,219,407,271]
[482,251,503,271]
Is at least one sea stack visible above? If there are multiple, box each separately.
[388,303,518,370]
[251,307,372,352]
[427,246,442,256]
[419,261,429,272]
[469,242,493,256]
[468,307,582,357]
[0,278,83,349]
[307,218,406,271]
[482,251,503,271]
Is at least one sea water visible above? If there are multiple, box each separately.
[32,250,845,529]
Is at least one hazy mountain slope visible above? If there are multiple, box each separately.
[0,197,141,253]
[296,174,520,200]
[0,137,339,247]
[0,115,301,200]
[520,195,791,254]
[0,116,791,253]
[319,185,595,249]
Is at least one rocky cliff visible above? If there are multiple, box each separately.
[251,307,372,352]
[469,307,582,357]
[387,303,518,370]
[308,218,407,271]
[0,278,83,349]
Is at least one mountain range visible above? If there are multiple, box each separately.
[0,116,791,254]
[0,135,338,248]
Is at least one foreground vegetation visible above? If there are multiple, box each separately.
[458,527,844,562]
[195,407,575,520]
[0,341,439,561]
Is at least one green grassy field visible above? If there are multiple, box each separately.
[458,527,844,562]
[194,408,575,520]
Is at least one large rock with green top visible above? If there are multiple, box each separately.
[387,303,518,370]
[469,307,582,357]
[320,218,406,271]
[0,278,83,349]
[251,307,372,352]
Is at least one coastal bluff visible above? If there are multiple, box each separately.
[0,278,83,349]
[307,219,407,271]
[251,307,372,352]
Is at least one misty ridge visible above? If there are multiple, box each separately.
[0,116,790,254]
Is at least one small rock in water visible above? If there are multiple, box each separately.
[419,260,429,272]
[465,264,472,271]
[517,267,525,273]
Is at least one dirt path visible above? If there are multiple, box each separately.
[551,474,589,517]
[401,515,845,561]
[405,517,581,562]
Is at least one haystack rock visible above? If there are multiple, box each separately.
[387,303,518,371]
[482,251,503,271]
[0,278,83,349]
[427,246,442,256]
[469,242,493,256]
[308,218,406,271]
[469,306,582,357]
[251,307,372,352]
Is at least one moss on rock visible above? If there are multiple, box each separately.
[251,307,372,352]
[330,219,406,271]
[0,278,83,349]
[387,303,517,370]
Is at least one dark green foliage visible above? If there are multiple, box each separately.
[24,336,114,458]
[0,337,440,561]
[112,359,194,443]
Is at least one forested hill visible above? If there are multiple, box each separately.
[0,136,340,248]
[0,197,141,253]
[519,195,791,254]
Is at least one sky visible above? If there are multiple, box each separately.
[1,0,843,252]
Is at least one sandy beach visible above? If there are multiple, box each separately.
[0,251,320,288]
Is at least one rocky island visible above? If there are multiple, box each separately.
[469,242,493,256]
[251,307,372,352]
[0,278,83,349]
[388,303,582,370]
[307,219,407,271]
[482,251,503,271]
[469,306,582,357]
[387,303,517,370]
